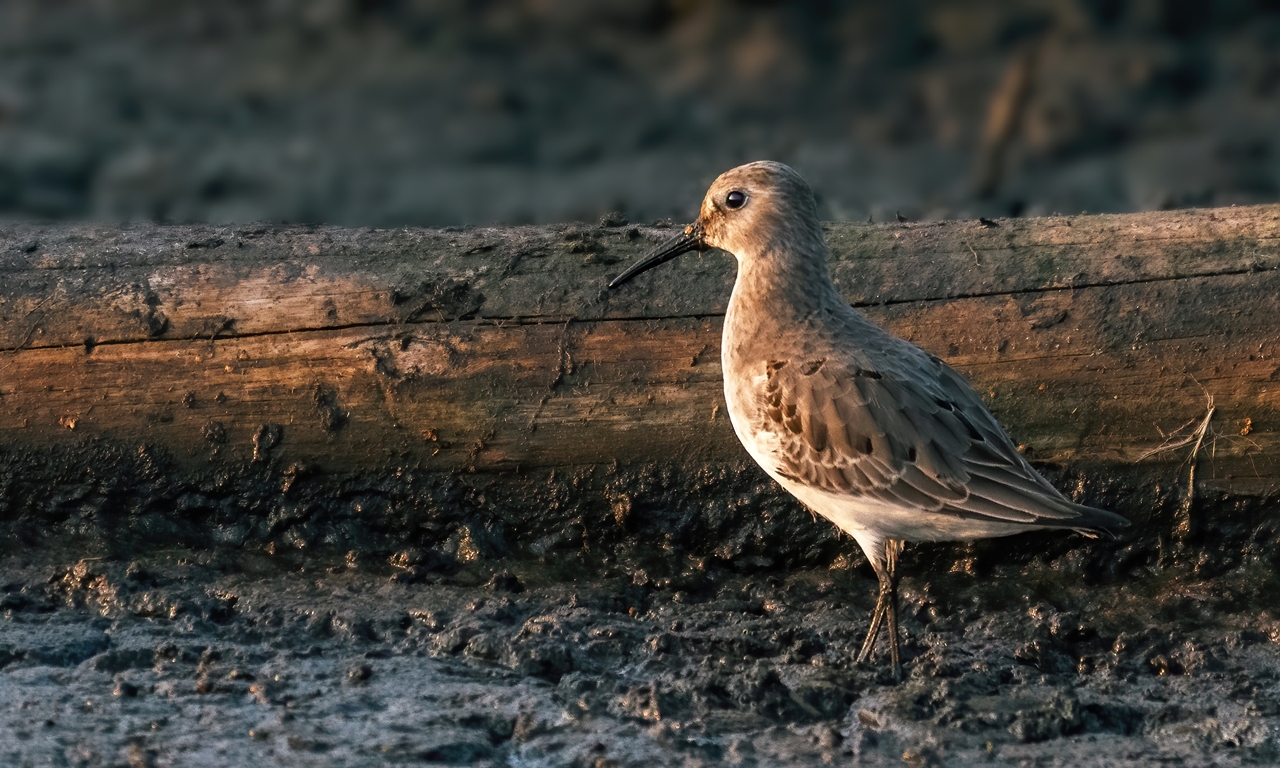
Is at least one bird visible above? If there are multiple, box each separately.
[607,161,1129,682]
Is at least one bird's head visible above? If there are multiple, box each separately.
[608,161,824,289]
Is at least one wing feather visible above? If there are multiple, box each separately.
[751,348,1101,530]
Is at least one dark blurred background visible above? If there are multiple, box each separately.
[1,0,1278,228]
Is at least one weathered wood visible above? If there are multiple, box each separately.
[2,206,1279,498]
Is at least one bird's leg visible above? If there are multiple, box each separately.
[884,540,902,683]
[855,580,888,664]
[855,540,904,683]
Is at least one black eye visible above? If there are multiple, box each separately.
[725,190,747,209]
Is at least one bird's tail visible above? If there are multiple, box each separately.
[1066,502,1130,539]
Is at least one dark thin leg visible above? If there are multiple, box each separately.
[856,540,904,683]
[856,586,888,663]
[884,541,902,682]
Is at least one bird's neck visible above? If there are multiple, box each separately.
[727,243,844,363]
[728,244,845,330]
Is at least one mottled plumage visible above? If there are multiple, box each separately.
[610,161,1128,681]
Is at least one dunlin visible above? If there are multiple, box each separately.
[609,161,1129,682]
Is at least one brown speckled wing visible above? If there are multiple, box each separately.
[754,354,1088,526]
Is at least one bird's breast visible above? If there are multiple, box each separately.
[720,305,788,473]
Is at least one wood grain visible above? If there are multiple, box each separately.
[2,206,1279,495]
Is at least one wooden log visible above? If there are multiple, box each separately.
[4,209,1278,485]
[1,208,1278,560]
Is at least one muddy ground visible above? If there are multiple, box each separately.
[3,445,1280,766]
[3,1,1280,227]
[4,536,1280,767]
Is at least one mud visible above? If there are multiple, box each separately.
[4,433,1280,764]
[4,538,1280,767]
[3,432,1268,584]
[3,2,1280,227]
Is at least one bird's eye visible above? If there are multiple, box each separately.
[725,190,747,209]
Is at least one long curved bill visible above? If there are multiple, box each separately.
[607,222,705,289]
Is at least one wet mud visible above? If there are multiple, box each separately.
[4,1,1280,226]
[3,541,1280,767]
[4,436,1280,765]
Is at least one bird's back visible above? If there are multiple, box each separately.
[722,283,1128,551]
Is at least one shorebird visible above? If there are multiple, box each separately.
[608,161,1128,682]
